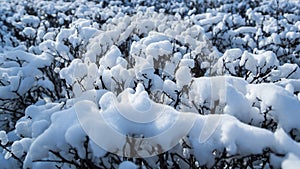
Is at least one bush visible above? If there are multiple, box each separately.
[1,0,300,169]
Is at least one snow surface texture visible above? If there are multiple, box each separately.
[1,0,300,168]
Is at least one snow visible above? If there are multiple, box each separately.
[198,15,223,26]
[0,131,8,145]
[22,102,107,168]
[220,116,274,155]
[189,115,300,167]
[118,161,138,169]
[142,32,170,46]
[31,120,49,138]
[145,40,173,59]
[271,33,281,44]
[247,83,300,132]
[75,84,196,158]
[175,66,192,89]
[240,50,279,75]
[233,26,257,34]
[179,59,194,68]
[42,32,56,41]
[65,124,87,158]
[100,45,122,68]
[21,15,40,28]
[282,153,300,169]
[16,119,32,137]
[286,32,300,42]
[163,79,178,99]
[60,59,88,86]
[22,27,36,38]
[1,0,300,168]
[11,141,24,158]
[215,48,243,75]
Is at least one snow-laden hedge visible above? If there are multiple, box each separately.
[1,0,300,168]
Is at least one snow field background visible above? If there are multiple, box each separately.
[0,0,300,168]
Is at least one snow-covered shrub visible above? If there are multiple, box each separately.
[0,48,57,131]
[1,0,300,169]
[214,49,300,83]
[188,0,300,65]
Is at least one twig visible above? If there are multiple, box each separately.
[0,144,23,164]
